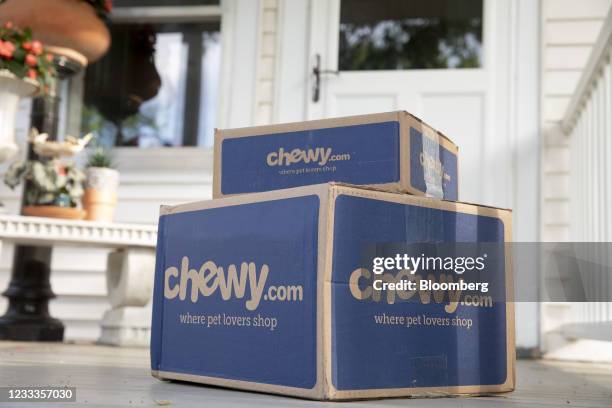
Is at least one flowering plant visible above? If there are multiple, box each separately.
[3,128,91,208]
[4,129,92,207]
[4,159,85,207]
[0,22,56,91]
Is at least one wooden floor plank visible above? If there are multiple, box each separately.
[0,342,611,407]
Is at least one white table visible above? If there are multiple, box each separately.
[0,214,157,347]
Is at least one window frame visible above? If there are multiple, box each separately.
[63,3,223,171]
[337,0,486,71]
[315,0,488,75]
[111,5,222,24]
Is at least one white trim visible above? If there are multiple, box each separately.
[218,0,260,128]
[305,0,340,120]
[253,0,276,124]
[0,214,157,248]
[274,0,311,122]
[271,0,284,123]
[110,6,222,23]
[503,0,541,352]
[561,7,612,133]
[112,147,212,172]
[251,0,262,124]
[218,0,235,129]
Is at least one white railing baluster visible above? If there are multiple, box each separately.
[561,8,612,337]
[607,57,612,322]
[587,97,592,323]
[598,75,606,322]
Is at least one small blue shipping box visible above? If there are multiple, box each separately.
[213,111,459,200]
[151,183,514,400]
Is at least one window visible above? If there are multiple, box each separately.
[82,2,221,148]
[339,0,483,71]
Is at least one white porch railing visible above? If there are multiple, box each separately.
[561,8,612,341]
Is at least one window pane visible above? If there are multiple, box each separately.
[339,0,483,71]
[82,21,220,148]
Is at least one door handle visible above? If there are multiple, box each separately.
[312,54,339,103]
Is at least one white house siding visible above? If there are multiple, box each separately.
[541,0,612,242]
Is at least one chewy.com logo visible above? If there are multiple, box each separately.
[266,147,351,167]
[164,256,303,310]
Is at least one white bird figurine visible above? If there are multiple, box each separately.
[28,128,93,158]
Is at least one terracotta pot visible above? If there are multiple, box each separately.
[0,71,38,163]
[23,205,86,220]
[0,0,110,64]
[83,167,119,222]
[82,188,116,222]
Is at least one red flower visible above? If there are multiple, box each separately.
[55,163,67,177]
[31,41,43,56]
[27,69,37,79]
[104,0,113,12]
[0,40,15,59]
[46,53,53,62]
[22,41,32,51]
[25,53,37,67]
[4,21,13,29]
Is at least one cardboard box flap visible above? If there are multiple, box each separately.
[329,182,511,212]
[215,111,402,138]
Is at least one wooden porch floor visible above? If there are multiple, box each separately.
[0,342,611,407]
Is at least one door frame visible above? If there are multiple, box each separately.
[274,0,541,352]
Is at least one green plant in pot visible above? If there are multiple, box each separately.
[4,129,91,219]
[83,143,119,222]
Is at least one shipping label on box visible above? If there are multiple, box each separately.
[151,184,513,400]
[213,112,459,200]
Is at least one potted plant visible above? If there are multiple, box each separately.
[0,0,111,64]
[83,144,119,222]
[3,129,92,219]
[0,22,55,162]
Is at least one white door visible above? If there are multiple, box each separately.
[275,0,539,351]
[306,0,510,207]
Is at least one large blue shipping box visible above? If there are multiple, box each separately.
[151,183,514,400]
[214,111,459,200]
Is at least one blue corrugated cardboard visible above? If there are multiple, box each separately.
[213,112,459,200]
[151,183,513,400]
